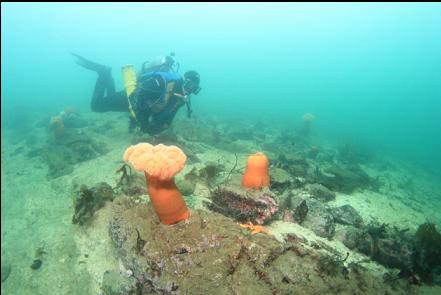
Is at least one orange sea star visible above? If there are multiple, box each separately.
[239,222,271,235]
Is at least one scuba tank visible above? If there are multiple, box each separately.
[122,65,137,97]
[121,64,138,120]
[141,52,180,73]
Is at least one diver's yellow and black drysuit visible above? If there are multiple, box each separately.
[73,53,197,135]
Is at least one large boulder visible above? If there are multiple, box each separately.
[301,199,335,239]
[107,197,285,294]
[318,164,371,194]
[106,197,412,294]
[331,205,363,228]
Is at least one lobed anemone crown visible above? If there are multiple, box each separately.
[302,113,315,122]
[50,116,63,125]
[123,143,186,180]
[64,106,76,114]
[50,116,65,138]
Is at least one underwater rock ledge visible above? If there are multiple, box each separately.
[104,196,416,295]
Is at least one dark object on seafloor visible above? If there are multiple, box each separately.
[31,259,42,270]
[317,252,349,277]
[292,199,308,224]
[209,186,278,225]
[413,222,441,283]
[72,182,114,225]
[1,262,11,282]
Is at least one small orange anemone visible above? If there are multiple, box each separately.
[50,116,64,138]
[242,152,270,189]
[124,143,190,225]
[302,113,315,122]
[64,106,76,114]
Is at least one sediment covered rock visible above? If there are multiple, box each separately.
[208,186,278,225]
[106,197,413,294]
[307,183,336,202]
[318,164,371,193]
[270,167,293,192]
[301,199,335,239]
[108,197,283,294]
[43,130,108,179]
[101,270,138,295]
[332,205,363,228]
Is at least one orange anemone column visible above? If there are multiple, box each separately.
[242,152,270,189]
[145,173,190,225]
[123,143,190,225]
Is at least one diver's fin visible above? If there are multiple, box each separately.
[71,53,111,75]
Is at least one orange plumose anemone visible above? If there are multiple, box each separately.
[302,113,315,122]
[124,143,190,225]
[242,152,270,190]
[50,115,65,138]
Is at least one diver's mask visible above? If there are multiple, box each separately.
[183,70,201,95]
[184,79,201,95]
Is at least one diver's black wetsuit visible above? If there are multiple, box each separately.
[90,71,128,112]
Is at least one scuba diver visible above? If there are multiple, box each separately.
[72,52,201,135]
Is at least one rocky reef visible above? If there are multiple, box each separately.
[53,115,439,293]
[334,220,441,284]
[103,197,414,295]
